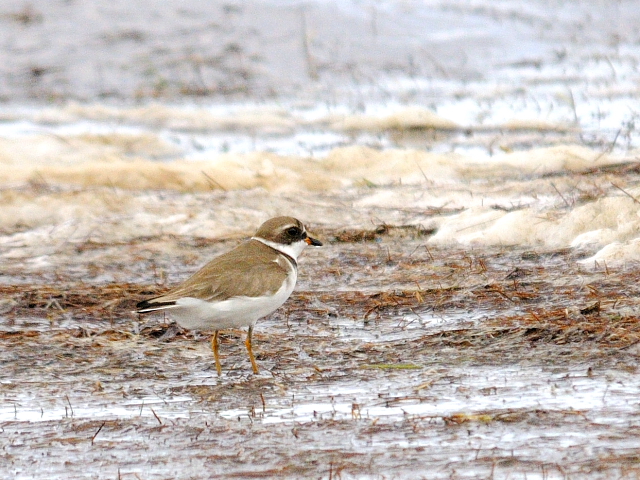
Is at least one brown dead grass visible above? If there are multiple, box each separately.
[2,243,640,479]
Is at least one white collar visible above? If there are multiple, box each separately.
[252,237,307,261]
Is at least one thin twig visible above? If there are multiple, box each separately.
[592,128,621,162]
[150,406,162,425]
[611,182,640,204]
[65,395,74,417]
[424,246,434,261]
[414,159,430,185]
[91,421,106,445]
[201,171,227,191]
[550,182,571,207]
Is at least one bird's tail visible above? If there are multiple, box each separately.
[136,298,178,314]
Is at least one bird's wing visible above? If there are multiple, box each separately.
[136,252,291,311]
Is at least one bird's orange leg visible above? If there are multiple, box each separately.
[245,325,259,374]
[211,330,222,376]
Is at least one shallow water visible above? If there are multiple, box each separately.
[2,0,640,478]
[3,240,640,478]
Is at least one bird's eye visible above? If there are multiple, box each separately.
[286,227,301,236]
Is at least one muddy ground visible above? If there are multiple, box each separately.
[3,226,640,479]
[2,0,640,478]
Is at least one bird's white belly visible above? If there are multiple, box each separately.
[171,272,296,331]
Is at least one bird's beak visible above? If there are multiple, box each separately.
[305,236,323,246]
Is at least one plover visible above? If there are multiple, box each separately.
[136,216,322,376]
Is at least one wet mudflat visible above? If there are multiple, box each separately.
[2,233,640,479]
[2,0,640,478]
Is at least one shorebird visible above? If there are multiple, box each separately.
[136,216,322,375]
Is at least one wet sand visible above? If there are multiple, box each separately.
[3,228,640,478]
[2,1,640,478]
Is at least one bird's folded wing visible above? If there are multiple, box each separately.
[141,256,290,307]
